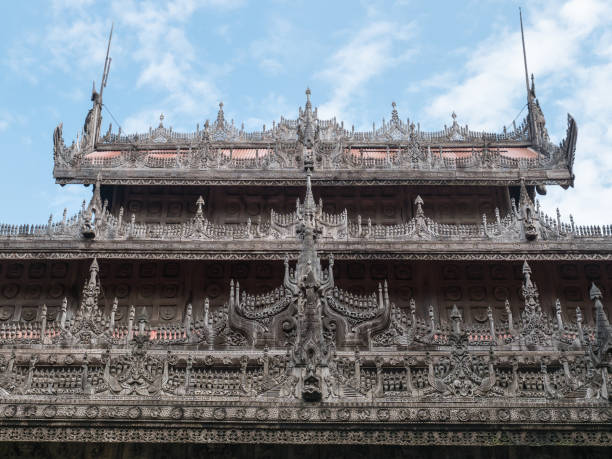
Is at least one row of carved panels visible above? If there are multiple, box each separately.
[0,261,610,323]
[0,277,602,303]
[110,185,509,226]
[2,260,611,282]
[0,303,179,323]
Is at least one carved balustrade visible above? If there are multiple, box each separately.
[1,187,610,244]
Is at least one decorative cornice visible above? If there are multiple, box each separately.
[1,249,612,261]
[53,171,574,187]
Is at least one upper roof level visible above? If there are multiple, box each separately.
[53,43,577,188]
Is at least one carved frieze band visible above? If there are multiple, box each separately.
[0,420,610,446]
[0,251,611,261]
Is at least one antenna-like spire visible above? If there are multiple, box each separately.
[99,23,113,104]
[88,23,114,150]
[519,8,536,143]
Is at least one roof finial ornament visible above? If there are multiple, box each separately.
[391,102,400,124]
[86,23,113,150]
[519,7,536,143]
[195,196,205,218]
[451,111,457,124]
[305,87,312,112]
[414,195,425,218]
[298,88,317,150]
[216,102,225,126]
[159,113,164,127]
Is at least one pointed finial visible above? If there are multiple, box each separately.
[304,88,312,112]
[451,111,457,122]
[414,195,424,218]
[90,257,99,273]
[195,196,205,217]
[519,177,534,208]
[522,260,531,275]
[303,171,316,212]
[590,282,602,300]
[216,102,225,125]
[519,7,537,142]
[390,102,400,124]
[159,113,164,126]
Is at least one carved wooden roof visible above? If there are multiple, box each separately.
[52,90,578,186]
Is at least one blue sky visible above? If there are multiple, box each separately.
[1,0,611,224]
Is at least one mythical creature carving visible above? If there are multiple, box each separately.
[101,329,174,396]
[426,305,500,397]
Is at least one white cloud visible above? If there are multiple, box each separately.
[249,16,297,75]
[40,184,91,221]
[421,0,612,225]
[108,0,243,123]
[425,0,612,130]
[0,112,11,132]
[123,109,168,134]
[316,21,416,122]
[242,91,297,131]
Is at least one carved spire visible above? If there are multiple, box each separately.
[305,87,312,113]
[519,260,550,347]
[521,260,538,313]
[80,173,103,239]
[216,102,225,127]
[79,258,101,320]
[390,101,400,125]
[304,171,316,219]
[294,172,326,286]
[519,178,538,240]
[414,195,425,219]
[450,304,462,335]
[90,173,103,214]
[195,196,205,218]
[590,282,612,367]
[298,88,317,150]
[519,7,537,145]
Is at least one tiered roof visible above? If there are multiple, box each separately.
[53,87,577,186]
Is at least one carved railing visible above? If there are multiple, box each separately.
[2,195,611,243]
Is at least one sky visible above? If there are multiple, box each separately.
[1,0,611,225]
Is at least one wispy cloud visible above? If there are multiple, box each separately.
[109,0,243,126]
[421,0,612,224]
[249,16,297,76]
[316,21,416,122]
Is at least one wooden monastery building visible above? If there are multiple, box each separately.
[0,23,611,459]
